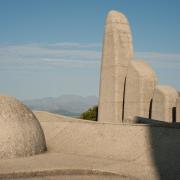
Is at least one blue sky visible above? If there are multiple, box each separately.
[0,0,180,99]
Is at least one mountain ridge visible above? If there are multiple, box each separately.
[23,95,98,117]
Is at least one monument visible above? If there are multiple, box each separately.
[98,10,178,123]
[0,95,46,159]
[124,61,157,121]
[98,11,133,123]
[151,86,178,122]
[0,10,180,180]
[176,97,180,122]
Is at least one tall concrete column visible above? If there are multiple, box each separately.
[98,10,133,123]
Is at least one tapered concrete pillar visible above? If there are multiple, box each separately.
[176,98,180,122]
[124,61,157,122]
[98,10,133,123]
[151,86,178,122]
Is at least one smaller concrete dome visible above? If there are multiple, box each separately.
[0,95,47,159]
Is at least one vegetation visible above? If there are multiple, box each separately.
[80,106,98,121]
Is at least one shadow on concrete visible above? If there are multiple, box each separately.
[135,116,180,180]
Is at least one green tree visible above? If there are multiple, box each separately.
[80,106,98,121]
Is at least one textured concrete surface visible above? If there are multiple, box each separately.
[0,153,135,180]
[124,61,157,121]
[0,96,46,159]
[151,86,178,122]
[35,111,180,162]
[98,10,133,123]
[176,98,180,122]
[0,111,180,179]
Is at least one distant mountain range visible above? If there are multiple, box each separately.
[23,95,98,117]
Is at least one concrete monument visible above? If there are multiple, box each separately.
[124,61,157,121]
[98,10,133,123]
[151,86,178,122]
[0,10,180,179]
[98,10,179,124]
[0,95,46,159]
[176,98,180,122]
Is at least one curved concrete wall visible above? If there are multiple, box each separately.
[124,61,157,121]
[35,111,180,179]
[176,97,180,122]
[152,85,178,122]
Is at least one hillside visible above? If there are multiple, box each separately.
[23,95,98,117]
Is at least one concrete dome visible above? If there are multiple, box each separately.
[0,95,47,159]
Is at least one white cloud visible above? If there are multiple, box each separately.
[0,42,180,71]
[47,42,101,49]
[0,44,100,59]
[0,42,101,70]
[135,52,180,69]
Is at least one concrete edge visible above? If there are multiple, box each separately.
[35,111,180,129]
[0,168,123,179]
